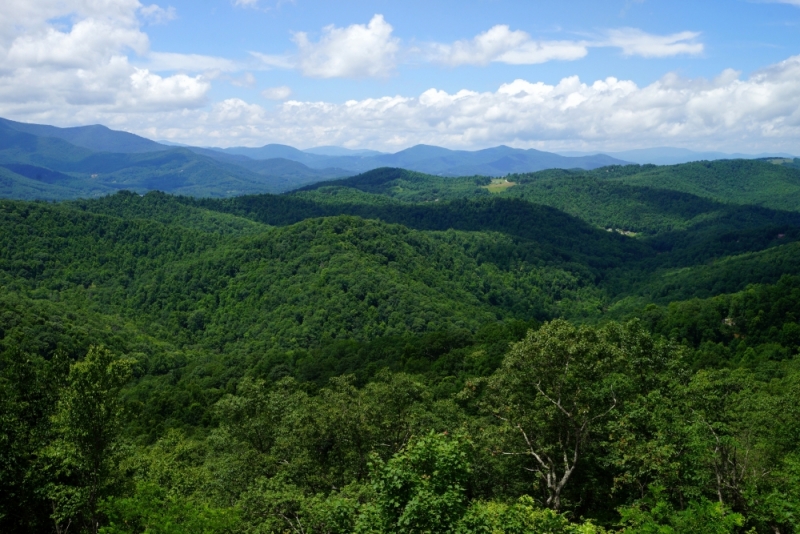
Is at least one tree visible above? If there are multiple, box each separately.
[44,346,133,534]
[366,431,471,534]
[483,320,628,511]
[682,369,800,533]
[0,349,69,532]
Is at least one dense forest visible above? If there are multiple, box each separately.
[2,159,800,533]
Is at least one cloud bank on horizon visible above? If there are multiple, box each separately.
[0,0,799,153]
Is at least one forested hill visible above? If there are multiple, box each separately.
[295,160,800,216]
[2,157,800,533]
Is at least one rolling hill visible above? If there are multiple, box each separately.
[608,159,800,211]
[285,166,800,292]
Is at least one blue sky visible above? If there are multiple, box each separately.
[1,0,800,152]
[145,0,800,99]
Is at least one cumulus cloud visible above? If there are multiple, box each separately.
[430,25,588,66]
[293,14,399,78]
[127,68,209,108]
[6,18,148,69]
[0,0,212,123]
[84,54,800,154]
[605,28,703,57]
[262,86,292,100]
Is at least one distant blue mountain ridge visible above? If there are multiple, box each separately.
[0,118,347,198]
[558,147,797,166]
[1,116,795,201]
[0,117,631,177]
[210,143,630,175]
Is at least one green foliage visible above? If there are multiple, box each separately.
[368,431,471,533]
[0,346,67,532]
[618,488,744,534]
[100,482,239,534]
[68,191,269,236]
[296,167,493,203]
[458,496,607,534]
[3,156,800,533]
[614,159,800,212]
[482,320,684,512]
[0,198,612,356]
[44,346,133,534]
[188,192,644,271]
[640,274,800,365]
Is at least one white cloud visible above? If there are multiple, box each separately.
[293,14,399,78]
[140,4,177,25]
[430,25,588,66]
[430,25,530,66]
[762,0,800,5]
[127,68,209,108]
[0,0,212,120]
[6,18,148,69]
[262,86,292,100]
[247,19,700,77]
[605,28,703,57]
[428,25,702,66]
[0,0,142,25]
[496,41,590,64]
[76,54,800,154]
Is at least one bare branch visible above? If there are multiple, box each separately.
[535,381,573,418]
[516,424,549,472]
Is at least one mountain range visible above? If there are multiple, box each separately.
[209,142,628,176]
[0,118,349,199]
[0,117,638,199]
[2,116,797,201]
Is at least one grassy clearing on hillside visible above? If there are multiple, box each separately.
[484,178,516,193]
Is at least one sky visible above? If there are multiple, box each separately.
[1,0,800,153]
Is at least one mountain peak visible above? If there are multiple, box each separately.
[0,117,166,154]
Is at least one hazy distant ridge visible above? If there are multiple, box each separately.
[212,142,630,176]
[559,147,797,165]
